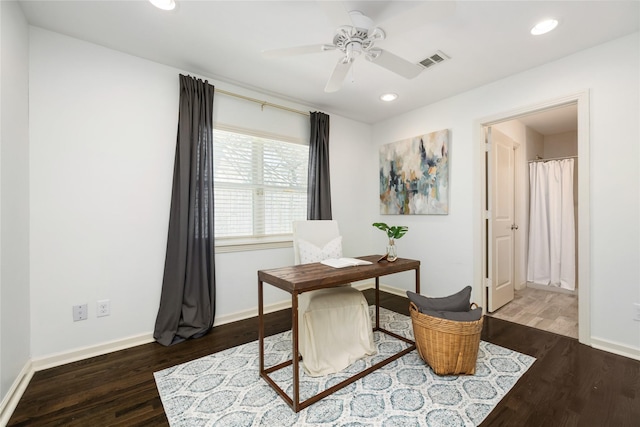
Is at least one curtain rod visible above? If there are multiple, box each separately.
[215,88,310,117]
[529,155,578,163]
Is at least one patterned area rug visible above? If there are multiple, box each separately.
[155,308,535,427]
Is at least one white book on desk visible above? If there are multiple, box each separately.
[321,258,373,268]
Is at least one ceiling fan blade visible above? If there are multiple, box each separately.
[317,1,353,28]
[324,58,353,93]
[262,44,335,59]
[366,49,423,79]
[378,1,457,36]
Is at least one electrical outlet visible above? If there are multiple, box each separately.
[97,299,110,317]
[73,304,88,322]
[634,303,640,322]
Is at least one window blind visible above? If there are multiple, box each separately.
[213,128,308,240]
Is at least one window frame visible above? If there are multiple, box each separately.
[213,124,308,252]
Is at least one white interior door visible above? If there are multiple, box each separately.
[487,127,516,312]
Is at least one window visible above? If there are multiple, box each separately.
[213,126,308,247]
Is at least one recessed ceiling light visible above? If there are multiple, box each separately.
[149,0,176,11]
[380,93,398,102]
[531,19,558,35]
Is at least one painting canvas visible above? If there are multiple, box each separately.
[379,129,449,215]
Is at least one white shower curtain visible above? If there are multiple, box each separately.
[527,159,576,290]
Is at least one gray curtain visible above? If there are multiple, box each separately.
[154,75,216,346]
[307,111,332,220]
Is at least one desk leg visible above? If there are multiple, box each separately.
[258,280,264,374]
[375,277,380,330]
[416,265,421,294]
[292,291,300,412]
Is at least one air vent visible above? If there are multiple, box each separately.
[419,50,450,69]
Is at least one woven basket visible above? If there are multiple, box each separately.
[409,301,484,375]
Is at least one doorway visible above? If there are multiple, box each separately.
[478,92,591,345]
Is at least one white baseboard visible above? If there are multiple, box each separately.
[213,300,292,327]
[351,279,377,292]
[0,282,405,423]
[4,285,636,425]
[0,360,34,426]
[29,280,400,372]
[377,283,409,297]
[31,333,155,372]
[212,279,383,327]
[526,281,576,295]
[0,333,155,424]
[590,337,640,361]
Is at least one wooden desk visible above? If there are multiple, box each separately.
[257,255,421,412]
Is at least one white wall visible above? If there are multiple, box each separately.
[21,22,640,364]
[372,33,640,353]
[29,28,176,358]
[544,130,577,158]
[328,116,374,257]
[28,28,372,358]
[526,126,545,161]
[370,98,480,298]
[0,0,31,406]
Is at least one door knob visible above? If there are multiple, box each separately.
[511,224,519,230]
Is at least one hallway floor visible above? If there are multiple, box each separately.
[487,286,578,339]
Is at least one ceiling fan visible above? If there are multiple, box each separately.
[262,2,455,93]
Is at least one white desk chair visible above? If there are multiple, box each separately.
[293,220,376,376]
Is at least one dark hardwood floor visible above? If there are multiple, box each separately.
[9,290,640,426]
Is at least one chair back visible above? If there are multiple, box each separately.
[292,220,340,265]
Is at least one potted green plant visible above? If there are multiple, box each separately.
[372,222,408,262]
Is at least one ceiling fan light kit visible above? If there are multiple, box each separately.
[345,10,374,31]
[263,8,426,93]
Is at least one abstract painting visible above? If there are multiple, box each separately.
[379,129,450,215]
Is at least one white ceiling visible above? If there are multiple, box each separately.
[18,1,639,129]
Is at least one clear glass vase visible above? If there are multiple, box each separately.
[386,238,398,262]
